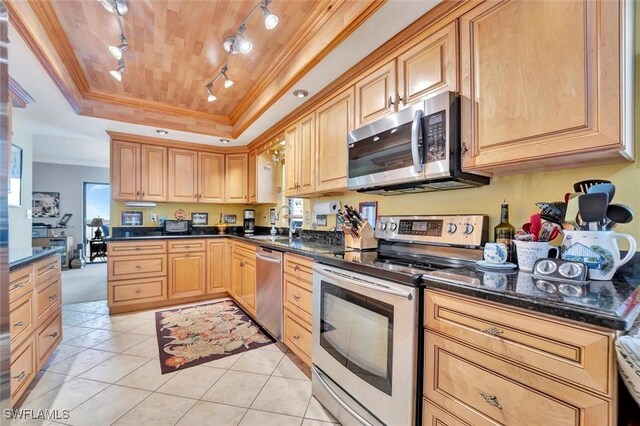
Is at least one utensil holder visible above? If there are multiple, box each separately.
[344,222,377,250]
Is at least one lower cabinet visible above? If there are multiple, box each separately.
[110,277,167,306]
[230,242,257,316]
[207,240,228,294]
[10,333,36,408]
[168,252,206,299]
[282,254,314,367]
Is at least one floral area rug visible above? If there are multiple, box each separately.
[155,299,274,374]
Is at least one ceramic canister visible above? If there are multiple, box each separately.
[560,230,637,280]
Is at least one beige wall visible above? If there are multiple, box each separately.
[110,202,253,228]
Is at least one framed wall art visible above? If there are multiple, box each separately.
[9,144,22,207]
[121,211,144,226]
[32,191,60,217]
[359,201,378,227]
[191,212,209,226]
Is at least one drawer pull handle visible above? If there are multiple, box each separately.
[48,331,58,338]
[49,294,58,301]
[49,265,57,271]
[293,265,300,271]
[480,327,504,336]
[14,321,24,327]
[135,247,141,250]
[480,392,502,409]
[134,290,142,294]
[13,371,25,382]
[135,265,142,269]
[11,282,25,290]
[292,335,300,340]
[293,294,300,301]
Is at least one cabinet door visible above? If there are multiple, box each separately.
[242,257,256,315]
[354,61,396,128]
[168,149,198,203]
[284,123,299,197]
[248,151,257,203]
[168,252,205,299]
[297,113,316,195]
[111,141,140,201]
[315,88,354,192]
[397,22,457,108]
[460,0,625,173]
[140,145,167,201]
[199,152,225,203]
[230,253,244,301]
[207,240,227,293]
[225,154,248,203]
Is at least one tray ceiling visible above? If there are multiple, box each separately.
[8,0,385,139]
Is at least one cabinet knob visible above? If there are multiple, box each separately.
[480,326,504,336]
[293,294,300,301]
[48,331,58,338]
[13,371,25,382]
[14,321,24,327]
[396,93,405,106]
[240,261,244,267]
[49,294,58,301]
[136,191,140,196]
[293,265,300,271]
[142,192,145,196]
[134,289,142,294]
[461,142,469,156]
[292,335,300,340]
[480,392,502,409]
[135,265,142,269]
[387,96,395,109]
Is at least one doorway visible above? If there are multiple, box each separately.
[83,182,110,261]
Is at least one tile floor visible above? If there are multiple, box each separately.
[13,299,339,426]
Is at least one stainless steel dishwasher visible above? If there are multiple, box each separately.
[255,246,284,339]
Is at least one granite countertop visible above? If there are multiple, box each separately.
[10,246,64,271]
[422,263,640,331]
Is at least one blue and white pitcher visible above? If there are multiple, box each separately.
[560,230,637,280]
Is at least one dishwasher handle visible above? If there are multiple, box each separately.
[256,253,282,264]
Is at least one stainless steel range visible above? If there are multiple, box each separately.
[312,214,488,426]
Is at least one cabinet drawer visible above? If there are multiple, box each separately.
[284,253,313,282]
[35,277,61,326]
[10,293,35,349]
[34,255,60,288]
[108,255,167,280]
[232,241,256,256]
[284,308,312,366]
[11,334,36,407]
[111,277,167,305]
[425,333,610,426]
[107,240,167,256]
[284,275,312,324]
[423,399,491,426]
[9,266,34,303]
[425,290,613,395]
[168,239,206,253]
[37,312,62,370]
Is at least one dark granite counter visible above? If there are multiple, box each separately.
[10,246,64,271]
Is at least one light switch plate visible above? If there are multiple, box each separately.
[26,209,32,219]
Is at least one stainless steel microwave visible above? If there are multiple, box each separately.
[346,91,489,194]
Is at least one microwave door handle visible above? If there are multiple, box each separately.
[411,109,425,173]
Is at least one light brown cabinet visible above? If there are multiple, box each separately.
[207,240,228,294]
[112,141,167,202]
[354,60,396,128]
[248,151,257,203]
[168,239,206,299]
[230,242,257,316]
[315,88,354,193]
[225,154,249,203]
[168,148,198,203]
[282,253,314,367]
[199,152,225,203]
[459,0,632,174]
[284,112,315,197]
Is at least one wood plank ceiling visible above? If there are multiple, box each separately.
[8,0,386,139]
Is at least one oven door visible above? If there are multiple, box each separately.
[347,103,425,190]
[312,264,417,426]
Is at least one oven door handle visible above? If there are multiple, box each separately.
[411,109,425,173]
[312,366,376,426]
[313,266,413,301]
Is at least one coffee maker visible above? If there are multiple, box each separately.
[243,209,255,234]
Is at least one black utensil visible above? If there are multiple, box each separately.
[605,203,633,229]
[573,179,611,193]
[587,183,615,203]
[578,193,609,231]
[535,202,567,226]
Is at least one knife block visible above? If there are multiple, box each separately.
[343,221,377,250]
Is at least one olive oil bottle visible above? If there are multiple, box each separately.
[494,201,515,262]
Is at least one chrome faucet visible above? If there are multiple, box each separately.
[275,205,294,240]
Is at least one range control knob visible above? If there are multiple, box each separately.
[389,223,398,232]
[447,223,457,234]
[463,223,475,235]
[378,222,388,231]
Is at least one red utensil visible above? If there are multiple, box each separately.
[530,213,542,242]
[522,223,532,234]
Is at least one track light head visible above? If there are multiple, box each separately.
[221,67,234,89]
[110,60,126,81]
[261,6,278,30]
[206,84,217,102]
[109,34,128,59]
[235,34,252,54]
[99,0,128,16]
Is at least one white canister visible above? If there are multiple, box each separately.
[513,240,560,272]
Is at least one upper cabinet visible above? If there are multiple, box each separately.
[354,22,458,129]
[168,149,198,203]
[225,154,249,203]
[248,151,257,204]
[112,140,167,202]
[460,0,632,173]
[316,87,355,193]
[199,153,225,203]
[284,113,316,197]
[248,145,280,205]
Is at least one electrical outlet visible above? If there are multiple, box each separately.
[26,209,32,219]
[150,213,158,222]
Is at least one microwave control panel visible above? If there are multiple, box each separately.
[425,110,447,163]
[375,215,488,247]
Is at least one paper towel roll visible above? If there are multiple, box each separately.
[314,201,340,215]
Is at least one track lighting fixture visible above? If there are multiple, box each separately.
[203,0,279,103]
[110,60,126,81]
[109,34,128,60]
[261,0,279,30]
[99,0,128,15]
